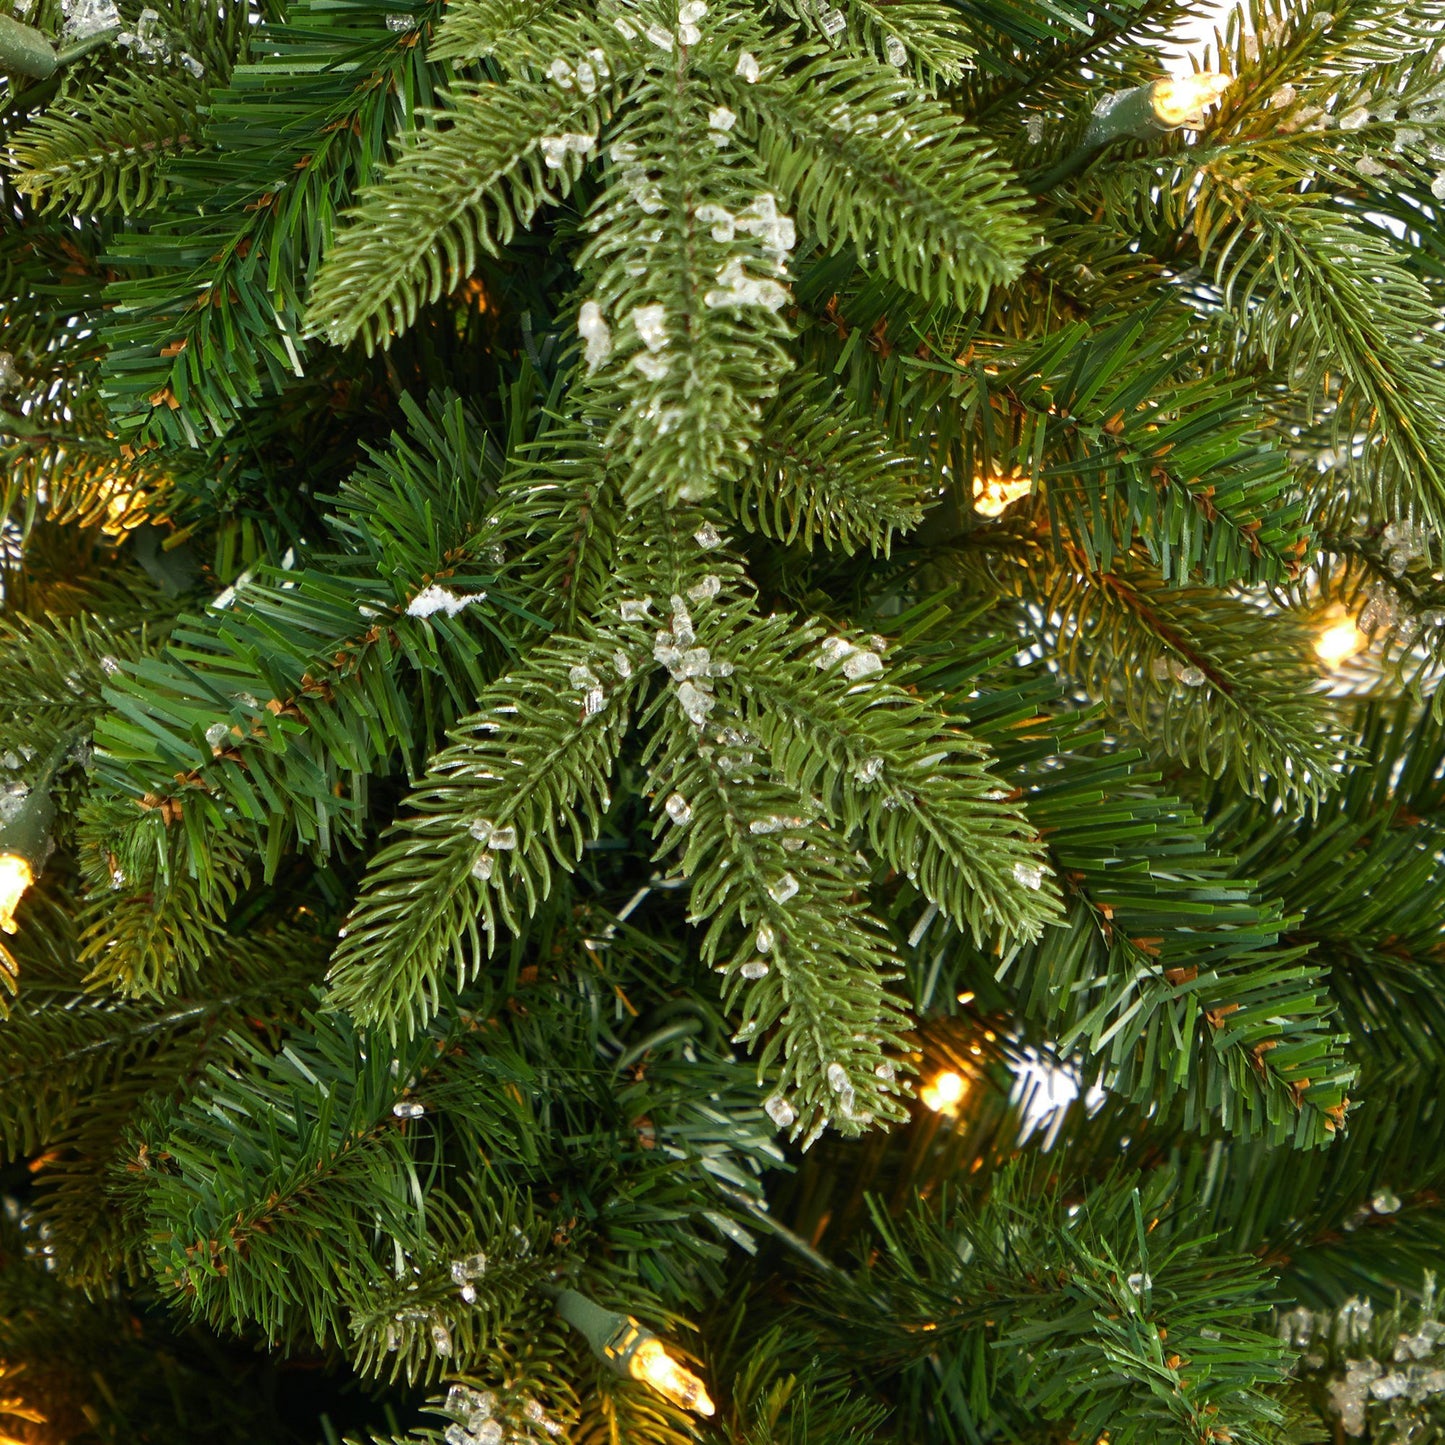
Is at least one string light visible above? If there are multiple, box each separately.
[920,1070,967,1115]
[1029,71,1232,192]
[551,1287,715,1417]
[628,1337,716,1416]
[0,779,57,937]
[971,469,1033,518]
[1150,72,1231,128]
[1316,612,1366,670]
[0,855,33,936]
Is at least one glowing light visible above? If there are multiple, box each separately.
[920,1070,967,1114]
[0,854,32,935]
[971,469,1033,518]
[1316,615,1366,670]
[1151,72,1231,127]
[629,1338,715,1417]
[102,486,149,537]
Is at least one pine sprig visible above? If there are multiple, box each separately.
[711,35,1035,307]
[307,77,612,352]
[643,683,910,1143]
[720,374,927,555]
[325,633,646,1033]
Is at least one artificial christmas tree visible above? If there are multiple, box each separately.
[0,0,1443,1437]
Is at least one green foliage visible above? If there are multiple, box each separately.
[816,1168,1292,1445]
[5,0,1445,1439]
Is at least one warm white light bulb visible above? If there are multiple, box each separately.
[1316,616,1366,670]
[0,854,34,936]
[1151,72,1231,127]
[972,470,1033,518]
[629,1337,715,1416]
[920,1069,967,1113]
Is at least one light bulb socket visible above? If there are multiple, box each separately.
[0,13,57,77]
[0,788,55,875]
[553,1288,647,1373]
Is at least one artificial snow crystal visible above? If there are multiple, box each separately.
[548,57,574,86]
[854,755,884,784]
[179,49,204,74]
[826,1062,849,1092]
[709,104,737,132]
[875,1060,896,1080]
[1432,171,1445,200]
[489,825,518,850]
[677,680,715,725]
[407,585,486,618]
[0,353,18,396]
[755,922,776,952]
[632,352,671,381]
[584,687,606,715]
[474,1424,503,1445]
[451,1253,488,1284]
[818,5,845,35]
[574,59,596,93]
[1339,105,1371,129]
[695,522,723,549]
[687,574,721,602]
[679,20,700,43]
[768,873,799,904]
[736,193,795,257]
[884,33,907,66]
[695,203,735,241]
[670,599,696,648]
[1373,1186,1403,1214]
[1178,665,1206,687]
[613,650,633,678]
[204,722,231,750]
[665,792,693,825]
[749,815,786,834]
[620,596,653,621]
[704,256,789,312]
[469,819,496,843]
[842,649,883,680]
[393,1100,425,1119]
[116,6,168,57]
[430,1320,452,1356]
[679,0,706,19]
[540,132,595,168]
[816,636,856,669]
[62,0,120,43]
[613,15,636,37]
[630,303,668,350]
[740,960,769,979]
[736,50,761,81]
[578,299,612,371]
[445,1426,470,1445]
[764,1094,795,1127]
[644,21,673,49]
[1126,1271,1151,1295]
[459,1282,476,1303]
[569,664,600,689]
[1013,860,1044,890]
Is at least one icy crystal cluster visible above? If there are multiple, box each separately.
[1284,1287,1445,1440]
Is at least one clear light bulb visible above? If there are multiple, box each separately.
[971,470,1033,518]
[628,1338,715,1416]
[0,853,34,935]
[920,1069,967,1114]
[1316,615,1366,670]
[1151,72,1231,127]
